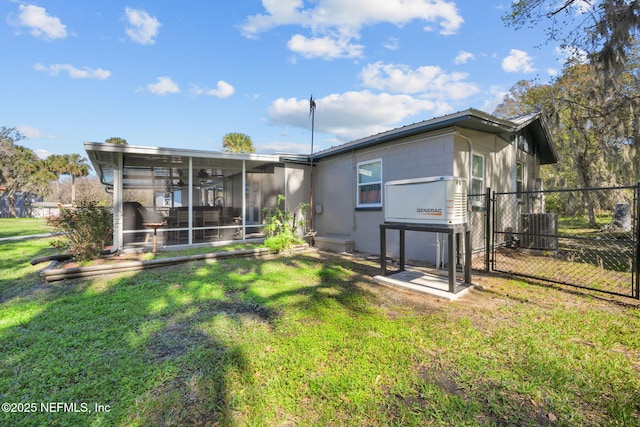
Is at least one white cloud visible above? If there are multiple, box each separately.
[240,0,463,60]
[384,37,399,51]
[34,149,53,159]
[454,50,474,65]
[480,85,509,114]
[502,49,536,73]
[17,125,54,139]
[191,81,235,98]
[572,0,594,14]
[554,45,588,65]
[287,33,364,59]
[256,141,311,154]
[15,4,67,40]
[34,63,111,79]
[124,7,161,45]
[268,91,447,142]
[359,62,479,100]
[145,77,180,95]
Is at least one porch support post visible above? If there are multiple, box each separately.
[188,157,193,245]
[399,228,405,271]
[242,160,246,240]
[113,152,123,251]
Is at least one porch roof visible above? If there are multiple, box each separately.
[84,142,284,190]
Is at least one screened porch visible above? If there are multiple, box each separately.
[84,143,307,252]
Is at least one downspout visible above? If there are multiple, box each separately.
[114,152,123,251]
[456,132,473,191]
[455,132,473,271]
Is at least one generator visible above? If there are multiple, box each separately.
[384,176,467,225]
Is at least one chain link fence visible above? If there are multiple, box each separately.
[468,190,490,271]
[490,185,639,299]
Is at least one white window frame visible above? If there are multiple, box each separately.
[356,159,382,208]
[471,153,484,195]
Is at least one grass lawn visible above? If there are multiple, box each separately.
[1,236,640,426]
[0,218,53,239]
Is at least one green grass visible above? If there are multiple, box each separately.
[557,214,623,238]
[0,218,53,238]
[1,237,640,426]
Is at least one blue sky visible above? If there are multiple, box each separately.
[1,1,574,160]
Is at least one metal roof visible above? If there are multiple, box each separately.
[311,108,558,164]
[84,142,283,189]
[84,108,558,188]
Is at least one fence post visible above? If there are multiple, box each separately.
[485,187,491,272]
[635,183,640,299]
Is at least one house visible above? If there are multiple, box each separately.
[310,108,557,261]
[0,188,43,218]
[84,108,557,262]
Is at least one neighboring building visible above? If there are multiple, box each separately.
[0,189,43,218]
[85,108,557,261]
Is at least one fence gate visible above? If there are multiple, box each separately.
[490,185,640,299]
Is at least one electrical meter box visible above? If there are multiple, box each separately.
[384,176,467,225]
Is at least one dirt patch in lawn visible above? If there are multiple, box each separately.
[319,249,640,316]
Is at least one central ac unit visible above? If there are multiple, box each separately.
[520,213,558,250]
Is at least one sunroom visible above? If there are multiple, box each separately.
[84,142,309,252]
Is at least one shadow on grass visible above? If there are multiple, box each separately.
[0,238,60,303]
[10,242,633,425]
[0,242,382,426]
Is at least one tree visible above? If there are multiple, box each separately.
[67,154,91,203]
[46,153,91,204]
[105,137,127,145]
[494,57,640,225]
[493,80,544,119]
[504,0,640,74]
[47,153,70,201]
[0,127,55,217]
[222,133,255,153]
[45,175,112,206]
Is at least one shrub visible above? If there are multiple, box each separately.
[262,195,308,253]
[47,198,113,261]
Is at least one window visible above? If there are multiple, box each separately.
[516,162,524,196]
[471,153,484,195]
[518,133,534,154]
[357,159,382,208]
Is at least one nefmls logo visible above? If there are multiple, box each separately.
[417,208,442,216]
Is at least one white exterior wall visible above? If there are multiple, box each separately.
[284,164,311,235]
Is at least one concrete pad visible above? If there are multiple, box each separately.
[372,269,474,301]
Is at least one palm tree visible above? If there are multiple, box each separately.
[47,154,90,203]
[46,154,68,201]
[105,137,127,145]
[222,133,255,153]
[67,154,90,203]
